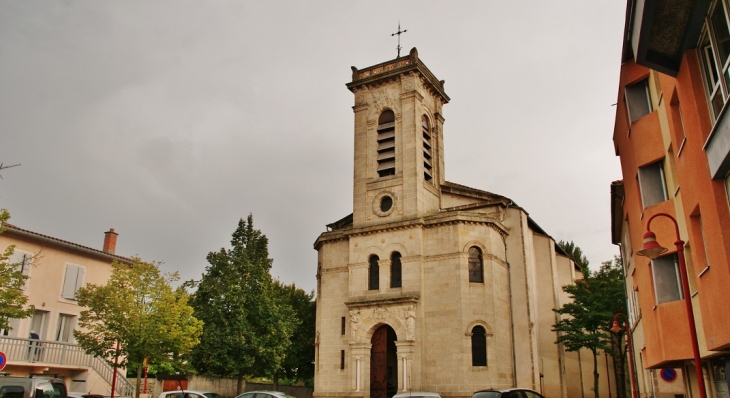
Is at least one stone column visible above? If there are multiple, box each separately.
[395,341,415,392]
[351,343,371,394]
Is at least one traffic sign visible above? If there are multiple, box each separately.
[660,368,677,382]
[0,351,7,371]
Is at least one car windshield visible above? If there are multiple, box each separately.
[203,394,223,398]
[473,392,502,398]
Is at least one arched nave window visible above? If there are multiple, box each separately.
[471,325,487,366]
[390,252,402,288]
[468,246,484,283]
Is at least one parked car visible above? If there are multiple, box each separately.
[234,391,296,398]
[0,376,67,398]
[159,391,224,398]
[473,388,545,398]
[393,392,441,398]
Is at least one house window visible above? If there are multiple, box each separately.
[61,264,85,300]
[30,310,47,339]
[638,161,668,208]
[699,0,730,121]
[422,115,433,182]
[651,254,683,304]
[725,170,730,208]
[377,110,396,177]
[468,247,484,283]
[625,78,653,123]
[471,325,487,366]
[9,249,32,290]
[368,255,380,290]
[390,252,402,288]
[55,314,76,342]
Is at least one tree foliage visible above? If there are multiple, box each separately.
[553,250,627,398]
[75,259,203,398]
[558,240,590,271]
[190,215,297,393]
[0,209,35,330]
[274,280,316,387]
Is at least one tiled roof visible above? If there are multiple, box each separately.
[1,222,133,264]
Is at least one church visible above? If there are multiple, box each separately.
[313,48,609,398]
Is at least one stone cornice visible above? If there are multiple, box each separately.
[345,295,419,308]
[346,47,449,104]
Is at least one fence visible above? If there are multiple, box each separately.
[0,336,135,397]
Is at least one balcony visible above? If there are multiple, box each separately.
[0,336,134,397]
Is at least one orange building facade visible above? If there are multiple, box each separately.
[611,1,730,398]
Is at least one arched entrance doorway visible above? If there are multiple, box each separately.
[370,324,397,398]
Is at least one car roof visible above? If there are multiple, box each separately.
[393,392,441,398]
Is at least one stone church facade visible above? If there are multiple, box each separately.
[314,48,611,398]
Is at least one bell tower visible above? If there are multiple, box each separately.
[346,48,450,228]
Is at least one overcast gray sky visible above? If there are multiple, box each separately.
[0,1,626,294]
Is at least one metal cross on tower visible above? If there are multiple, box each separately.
[391,22,407,58]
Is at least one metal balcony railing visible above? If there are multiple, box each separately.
[0,336,135,397]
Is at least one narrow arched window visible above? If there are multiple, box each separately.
[377,110,396,177]
[471,325,487,366]
[469,246,484,283]
[369,255,380,290]
[422,115,433,182]
[390,252,402,288]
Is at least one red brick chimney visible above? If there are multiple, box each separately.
[103,228,118,254]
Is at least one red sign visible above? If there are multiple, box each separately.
[0,351,7,371]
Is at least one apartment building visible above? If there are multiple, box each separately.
[611,1,730,398]
[0,223,134,396]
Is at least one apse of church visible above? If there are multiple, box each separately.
[313,48,612,398]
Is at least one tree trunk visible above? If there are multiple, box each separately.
[136,360,144,398]
[273,371,279,391]
[237,372,244,395]
[593,349,600,398]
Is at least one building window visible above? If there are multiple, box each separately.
[468,247,484,283]
[9,249,32,290]
[30,310,47,339]
[725,170,730,208]
[638,160,668,208]
[390,252,402,288]
[341,317,346,335]
[471,325,487,366]
[625,78,653,123]
[422,115,433,182]
[61,264,85,300]
[368,255,380,290]
[699,0,730,121]
[377,110,396,177]
[340,350,345,369]
[55,314,75,342]
[651,254,682,304]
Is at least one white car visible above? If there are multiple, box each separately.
[159,391,224,398]
[235,391,296,398]
[393,392,441,398]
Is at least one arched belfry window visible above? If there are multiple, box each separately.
[422,115,433,182]
[377,110,396,177]
[390,252,402,288]
[469,246,484,283]
[369,255,380,290]
[471,325,487,366]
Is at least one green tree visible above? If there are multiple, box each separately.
[190,215,297,393]
[598,257,631,398]
[553,251,627,398]
[0,209,35,330]
[75,259,203,398]
[558,240,590,271]
[273,280,315,387]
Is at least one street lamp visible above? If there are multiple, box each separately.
[611,313,639,398]
[636,212,707,398]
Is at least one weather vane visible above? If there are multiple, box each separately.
[391,21,407,58]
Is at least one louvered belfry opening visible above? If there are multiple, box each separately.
[377,110,396,177]
[422,115,433,182]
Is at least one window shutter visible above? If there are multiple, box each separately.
[62,265,79,299]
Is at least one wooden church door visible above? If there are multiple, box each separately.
[371,325,397,398]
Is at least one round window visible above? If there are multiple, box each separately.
[380,196,393,212]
